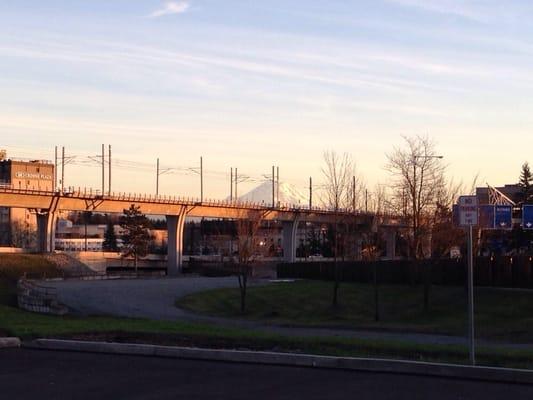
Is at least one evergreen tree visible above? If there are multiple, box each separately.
[102,219,118,252]
[119,205,151,272]
[519,162,533,204]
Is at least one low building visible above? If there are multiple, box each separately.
[476,184,522,205]
[0,152,55,247]
[55,237,105,252]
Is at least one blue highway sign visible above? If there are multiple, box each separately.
[523,205,533,230]
[494,205,513,230]
[478,205,495,229]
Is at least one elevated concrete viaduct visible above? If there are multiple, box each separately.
[0,187,403,274]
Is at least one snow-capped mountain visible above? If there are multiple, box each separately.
[237,181,308,206]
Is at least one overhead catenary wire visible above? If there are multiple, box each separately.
[4,144,335,203]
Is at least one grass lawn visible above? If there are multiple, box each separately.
[2,303,533,369]
[177,280,533,343]
[2,256,533,369]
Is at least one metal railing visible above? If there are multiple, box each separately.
[0,186,402,220]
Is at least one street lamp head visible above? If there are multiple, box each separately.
[414,155,444,160]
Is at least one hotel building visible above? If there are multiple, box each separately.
[0,151,55,247]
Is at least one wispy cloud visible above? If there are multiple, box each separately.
[148,1,189,18]
[386,0,492,22]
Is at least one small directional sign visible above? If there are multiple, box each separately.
[523,205,533,230]
[478,205,495,229]
[494,205,513,230]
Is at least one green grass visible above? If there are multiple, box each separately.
[0,254,62,306]
[1,303,533,369]
[2,255,533,369]
[177,280,533,343]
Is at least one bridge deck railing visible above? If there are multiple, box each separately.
[0,186,402,220]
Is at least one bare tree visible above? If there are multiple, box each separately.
[233,210,264,313]
[386,135,446,259]
[321,151,356,306]
[10,220,37,249]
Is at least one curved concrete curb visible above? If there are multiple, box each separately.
[24,339,533,385]
[0,337,21,348]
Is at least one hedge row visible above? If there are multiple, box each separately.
[277,256,533,288]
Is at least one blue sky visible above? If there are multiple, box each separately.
[1,1,533,199]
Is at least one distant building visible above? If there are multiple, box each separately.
[0,152,55,247]
[476,184,521,205]
[55,219,126,252]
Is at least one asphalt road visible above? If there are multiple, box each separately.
[47,276,246,320]
[1,348,532,399]
[45,277,476,346]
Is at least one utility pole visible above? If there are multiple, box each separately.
[156,158,160,197]
[272,165,275,207]
[230,167,233,201]
[276,166,280,206]
[54,146,58,190]
[108,145,112,195]
[309,177,312,209]
[365,189,368,213]
[101,144,105,195]
[235,168,238,199]
[61,146,65,193]
[200,156,203,202]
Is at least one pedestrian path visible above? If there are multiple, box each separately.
[46,276,533,350]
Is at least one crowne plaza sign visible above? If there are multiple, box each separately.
[15,171,53,180]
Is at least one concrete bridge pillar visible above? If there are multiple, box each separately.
[385,230,396,260]
[36,211,57,253]
[282,218,300,263]
[166,210,187,276]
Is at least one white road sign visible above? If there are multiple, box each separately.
[458,195,478,227]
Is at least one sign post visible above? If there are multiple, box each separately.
[458,195,477,365]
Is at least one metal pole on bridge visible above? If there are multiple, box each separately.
[235,168,238,199]
[272,165,275,207]
[276,166,279,206]
[156,158,159,197]
[200,156,203,202]
[101,144,105,195]
[230,167,233,201]
[61,146,65,193]
[309,177,312,209]
[54,146,58,190]
[108,145,112,195]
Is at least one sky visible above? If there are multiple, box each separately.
[1,0,533,200]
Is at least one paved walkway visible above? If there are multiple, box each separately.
[45,277,532,349]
